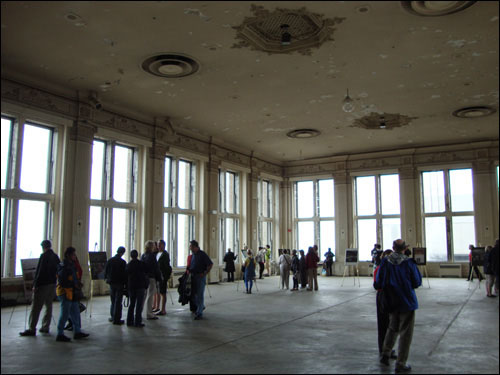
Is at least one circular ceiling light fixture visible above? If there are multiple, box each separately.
[401,1,476,16]
[342,88,355,113]
[287,129,321,139]
[141,53,200,78]
[452,106,496,118]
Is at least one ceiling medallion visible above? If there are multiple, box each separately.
[141,53,199,78]
[352,112,417,130]
[401,1,476,16]
[287,129,321,139]
[232,5,345,55]
[452,106,496,118]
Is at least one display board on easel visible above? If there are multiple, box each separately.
[88,252,107,280]
[341,249,360,287]
[471,247,485,267]
[16,258,39,330]
[20,258,39,302]
[88,252,108,317]
[413,248,430,288]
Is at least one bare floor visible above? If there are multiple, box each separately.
[1,276,499,374]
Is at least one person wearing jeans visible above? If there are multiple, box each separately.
[55,247,89,342]
[188,240,213,320]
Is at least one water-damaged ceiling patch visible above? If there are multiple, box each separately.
[232,4,345,55]
[401,1,476,16]
[352,112,417,130]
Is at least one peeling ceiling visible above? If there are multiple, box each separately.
[1,1,498,162]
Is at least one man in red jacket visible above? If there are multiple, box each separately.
[306,246,319,291]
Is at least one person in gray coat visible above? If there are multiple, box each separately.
[20,240,60,336]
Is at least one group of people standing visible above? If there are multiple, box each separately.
[104,239,174,327]
[279,245,323,291]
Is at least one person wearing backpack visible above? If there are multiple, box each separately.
[375,239,422,374]
[55,247,89,342]
[157,239,172,315]
[324,248,335,276]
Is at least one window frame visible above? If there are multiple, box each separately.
[163,156,197,267]
[89,139,138,262]
[293,178,335,254]
[219,168,241,265]
[353,173,401,261]
[420,167,476,262]
[1,115,59,277]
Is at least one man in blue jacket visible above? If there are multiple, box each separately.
[375,239,422,374]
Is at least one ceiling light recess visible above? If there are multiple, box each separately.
[452,106,496,118]
[287,129,321,139]
[141,53,199,78]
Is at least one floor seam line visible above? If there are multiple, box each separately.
[427,284,478,357]
[176,291,373,360]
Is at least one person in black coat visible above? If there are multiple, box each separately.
[299,250,307,289]
[490,239,499,296]
[104,246,127,324]
[126,250,149,327]
[223,248,237,282]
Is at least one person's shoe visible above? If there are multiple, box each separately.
[380,355,390,366]
[135,323,145,327]
[56,334,71,342]
[156,311,167,315]
[152,308,160,313]
[395,364,412,373]
[487,294,497,298]
[64,322,73,331]
[194,315,203,320]
[390,350,397,359]
[74,332,89,339]
[113,320,125,325]
[39,328,50,334]
[146,316,158,320]
[127,323,134,327]
[108,318,113,322]
[19,329,36,337]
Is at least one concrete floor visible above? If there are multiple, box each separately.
[1,276,498,374]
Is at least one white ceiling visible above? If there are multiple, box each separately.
[1,1,499,162]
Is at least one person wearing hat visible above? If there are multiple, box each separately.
[104,246,127,325]
[20,240,61,336]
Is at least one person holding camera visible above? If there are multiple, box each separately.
[104,246,127,325]
[371,244,382,274]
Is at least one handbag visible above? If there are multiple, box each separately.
[379,267,399,314]
[79,302,87,313]
[73,287,84,302]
